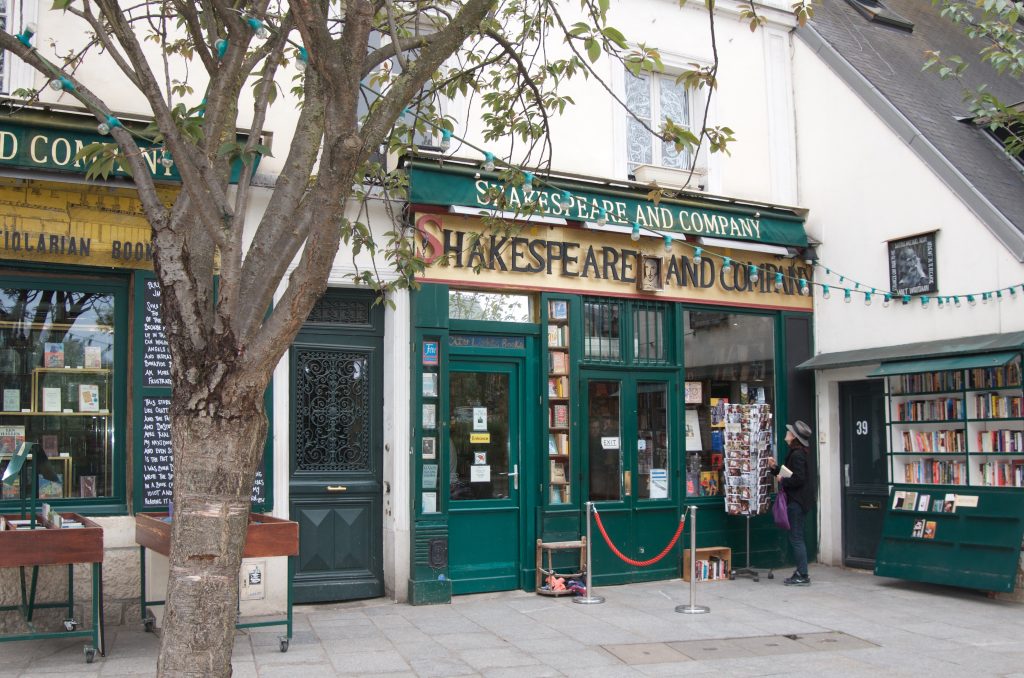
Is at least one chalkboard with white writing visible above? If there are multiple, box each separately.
[142,279,172,387]
[140,396,265,508]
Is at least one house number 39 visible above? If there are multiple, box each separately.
[855,420,869,435]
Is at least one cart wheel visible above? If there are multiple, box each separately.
[144,618,155,633]
[63,619,78,631]
[753,576,760,582]
[279,637,290,653]
[729,572,736,580]
[767,572,774,579]
[84,647,97,663]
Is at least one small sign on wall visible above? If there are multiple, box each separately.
[239,560,266,601]
[888,232,937,296]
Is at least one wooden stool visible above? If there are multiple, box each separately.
[535,537,586,596]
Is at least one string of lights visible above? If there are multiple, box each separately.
[26,15,1024,308]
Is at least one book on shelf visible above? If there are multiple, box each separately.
[903,491,918,511]
[943,493,957,512]
[903,459,967,485]
[2,388,18,412]
[893,371,963,394]
[0,425,25,455]
[549,460,567,484]
[931,499,944,512]
[549,299,568,320]
[895,398,963,421]
[547,376,569,398]
[912,519,925,538]
[922,521,937,539]
[549,350,569,374]
[80,475,97,498]
[969,361,1021,390]
[977,429,1023,453]
[547,324,568,347]
[42,387,61,412]
[892,490,906,510]
[550,404,569,429]
[977,460,1024,487]
[43,342,65,368]
[916,493,931,512]
[548,432,569,456]
[974,393,1023,419]
[84,346,102,369]
[38,472,63,498]
[78,384,100,412]
[699,470,720,496]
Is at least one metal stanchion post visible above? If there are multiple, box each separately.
[675,506,710,614]
[573,501,605,605]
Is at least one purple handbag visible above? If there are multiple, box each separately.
[772,489,791,530]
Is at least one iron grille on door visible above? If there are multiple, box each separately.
[583,298,622,362]
[633,301,669,365]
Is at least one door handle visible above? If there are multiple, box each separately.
[844,464,850,488]
[326,485,347,492]
[500,464,519,490]
[624,470,631,497]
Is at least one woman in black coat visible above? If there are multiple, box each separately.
[768,420,815,586]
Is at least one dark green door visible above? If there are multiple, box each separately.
[582,370,680,585]
[448,359,522,594]
[840,380,887,568]
[289,292,384,603]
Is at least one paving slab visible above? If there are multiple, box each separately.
[601,642,690,665]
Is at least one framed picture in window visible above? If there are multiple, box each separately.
[421,436,437,460]
[888,232,937,296]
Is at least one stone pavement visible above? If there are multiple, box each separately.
[2,564,1023,677]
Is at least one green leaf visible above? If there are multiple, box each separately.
[585,38,601,63]
[51,0,74,9]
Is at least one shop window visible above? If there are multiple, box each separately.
[588,380,621,501]
[448,289,532,322]
[583,299,621,361]
[682,310,776,498]
[633,301,668,364]
[0,0,38,95]
[0,284,119,502]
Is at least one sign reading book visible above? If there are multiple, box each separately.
[140,397,264,508]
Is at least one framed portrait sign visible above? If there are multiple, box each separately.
[888,232,937,296]
[637,255,664,292]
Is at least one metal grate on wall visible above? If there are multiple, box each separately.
[633,301,669,364]
[583,298,622,363]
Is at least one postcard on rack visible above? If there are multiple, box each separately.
[78,384,100,412]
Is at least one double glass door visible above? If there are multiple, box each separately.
[582,370,681,584]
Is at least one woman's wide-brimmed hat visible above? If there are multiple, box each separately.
[786,420,812,447]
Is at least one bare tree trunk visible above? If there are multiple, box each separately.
[157,393,267,678]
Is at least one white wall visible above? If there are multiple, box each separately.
[793,36,1024,567]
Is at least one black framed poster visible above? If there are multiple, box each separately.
[889,232,937,296]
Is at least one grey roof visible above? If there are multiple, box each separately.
[798,330,1024,370]
[799,0,1024,261]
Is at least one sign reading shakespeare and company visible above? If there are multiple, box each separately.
[416,214,813,311]
[407,163,808,248]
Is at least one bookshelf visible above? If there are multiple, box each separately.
[546,298,572,505]
[881,353,1023,488]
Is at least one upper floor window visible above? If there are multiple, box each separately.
[624,71,693,175]
[1,0,38,95]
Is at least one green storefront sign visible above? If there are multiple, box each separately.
[0,119,256,183]
[408,162,807,248]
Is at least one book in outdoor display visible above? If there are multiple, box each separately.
[545,298,573,506]
[883,353,1024,488]
[722,403,773,516]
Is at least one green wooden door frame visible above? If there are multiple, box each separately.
[579,367,681,585]
[446,355,529,594]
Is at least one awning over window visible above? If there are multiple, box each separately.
[868,351,1019,377]
[797,331,1024,371]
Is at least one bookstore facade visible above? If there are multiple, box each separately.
[404,160,817,602]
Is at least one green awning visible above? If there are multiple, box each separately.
[867,351,1019,377]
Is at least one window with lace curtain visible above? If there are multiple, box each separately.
[624,70,695,176]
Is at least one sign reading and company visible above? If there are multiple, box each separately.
[408,164,808,248]
[416,214,813,311]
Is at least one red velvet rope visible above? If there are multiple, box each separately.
[592,508,686,567]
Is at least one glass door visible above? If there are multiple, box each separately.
[447,359,522,593]
[583,370,679,584]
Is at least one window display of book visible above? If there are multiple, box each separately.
[546,298,572,506]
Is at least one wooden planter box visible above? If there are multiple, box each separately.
[135,512,298,558]
[0,513,104,567]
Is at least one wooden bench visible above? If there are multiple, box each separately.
[535,537,586,596]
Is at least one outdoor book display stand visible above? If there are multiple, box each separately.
[722,404,774,581]
[872,352,1024,591]
[0,443,105,663]
[136,512,299,652]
